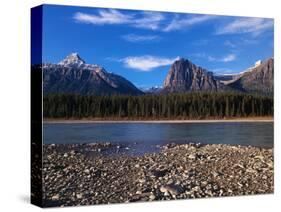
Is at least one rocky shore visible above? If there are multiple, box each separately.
[42,142,273,207]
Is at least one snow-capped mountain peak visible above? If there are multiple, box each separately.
[43,52,144,95]
[58,52,86,67]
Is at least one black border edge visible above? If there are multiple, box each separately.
[31,5,43,208]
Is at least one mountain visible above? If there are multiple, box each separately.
[144,86,163,94]
[42,53,273,96]
[162,57,273,95]
[43,53,143,95]
[162,58,224,93]
[227,58,274,95]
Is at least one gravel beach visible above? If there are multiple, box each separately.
[42,142,274,207]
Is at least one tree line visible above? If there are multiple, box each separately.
[43,92,273,119]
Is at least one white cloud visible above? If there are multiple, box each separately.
[164,15,216,32]
[73,9,132,25]
[192,53,236,62]
[224,39,260,49]
[122,34,160,42]
[216,17,273,36]
[122,55,179,71]
[73,10,165,30]
[221,54,236,62]
[134,12,165,30]
[74,10,217,32]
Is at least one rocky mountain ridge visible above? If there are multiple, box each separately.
[162,58,224,93]
[43,53,143,95]
[227,57,273,95]
[161,57,273,95]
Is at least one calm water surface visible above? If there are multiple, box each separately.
[43,122,273,154]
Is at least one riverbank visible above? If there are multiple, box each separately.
[42,142,273,207]
[43,117,273,124]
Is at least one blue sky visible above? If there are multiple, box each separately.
[42,4,274,89]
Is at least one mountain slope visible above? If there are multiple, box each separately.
[162,58,224,93]
[43,53,143,95]
[227,58,274,95]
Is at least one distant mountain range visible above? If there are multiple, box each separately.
[42,53,274,96]
[143,86,163,94]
